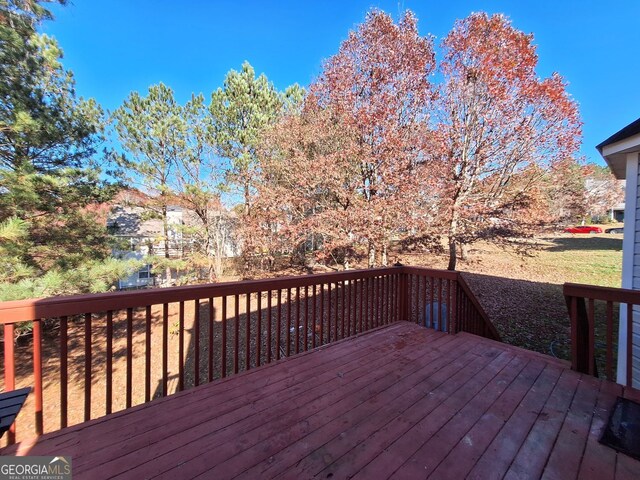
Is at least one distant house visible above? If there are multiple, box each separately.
[610,202,625,222]
[107,203,184,288]
[584,178,626,222]
[597,116,640,387]
[106,191,239,289]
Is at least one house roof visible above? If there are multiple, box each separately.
[596,117,640,152]
[597,117,640,179]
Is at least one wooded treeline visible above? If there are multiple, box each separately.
[0,2,621,300]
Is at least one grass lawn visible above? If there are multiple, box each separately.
[396,232,623,363]
[520,235,623,287]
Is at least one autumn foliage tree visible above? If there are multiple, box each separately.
[434,13,582,269]
[253,10,436,269]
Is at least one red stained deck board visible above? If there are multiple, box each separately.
[238,335,501,479]
[323,349,531,480]
[361,360,544,478]
[125,327,455,479]
[258,346,514,480]
[540,375,602,480]
[623,384,640,403]
[350,358,526,478]
[503,368,582,480]
[24,322,412,461]
[447,363,563,480]
[352,354,533,480]
[577,380,622,480]
[2,321,639,480]
[617,452,640,480]
[82,324,433,477]
[207,334,475,479]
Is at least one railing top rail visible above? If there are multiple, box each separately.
[0,266,462,324]
[0,267,395,323]
[401,266,459,280]
[564,282,640,304]
[0,265,490,325]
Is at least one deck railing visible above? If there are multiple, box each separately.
[0,266,497,446]
[564,282,635,387]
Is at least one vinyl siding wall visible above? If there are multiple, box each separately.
[622,152,640,387]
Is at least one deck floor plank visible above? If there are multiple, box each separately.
[382,358,545,480]
[431,363,563,480]
[91,324,434,478]
[503,368,581,480]
[577,379,622,480]
[540,374,601,480]
[318,345,528,480]
[228,335,481,479]
[267,343,513,480]
[358,355,537,479]
[2,321,638,480]
[150,330,464,479]
[31,322,412,463]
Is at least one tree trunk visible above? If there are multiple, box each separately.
[460,243,468,261]
[447,205,460,271]
[162,203,172,284]
[447,237,457,271]
[381,244,388,267]
[208,262,215,283]
[368,241,375,268]
[213,256,223,279]
[201,217,215,282]
[243,182,250,216]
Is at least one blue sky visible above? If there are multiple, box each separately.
[44,0,640,165]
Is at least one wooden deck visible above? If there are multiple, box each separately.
[3,321,640,479]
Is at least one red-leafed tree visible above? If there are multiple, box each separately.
[253,10,437,269]
[434,13,582,270]
[250,10,582,272]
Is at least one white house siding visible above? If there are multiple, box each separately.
[622,152,640,387]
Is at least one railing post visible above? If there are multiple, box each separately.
[398,267,409,321]
[451,275,459,334]
[33,319,43,436]
[567,294,591,374]
[3,323,16,444]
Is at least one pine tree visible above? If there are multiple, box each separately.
[209,62,287,215]
[0,0,128,298]
[111,83,187,284]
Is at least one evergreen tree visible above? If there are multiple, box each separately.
[111,83,187,283]
[208,62,287,214]
[0,0,128,298]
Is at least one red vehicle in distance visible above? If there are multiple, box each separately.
[564,225,603,234]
